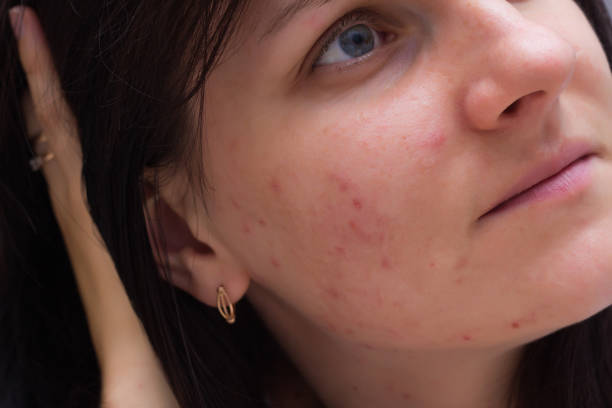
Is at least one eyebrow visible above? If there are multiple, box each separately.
[261,0,333,39]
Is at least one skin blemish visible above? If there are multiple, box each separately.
[270,257,281,269]
[426,131,447,150]
[327,172,352,193]
[352,198,363,210]
[348,220,386,244]
[230,197,242,210]
[429,261,437,268]
[462,334,473,341]
[325,287,341,300]
[334,246,346,256]
[242,223,251,234]
[402,393,412,401]
[257,218,267,227]
[381,257,392,269]
[269,178,283,194]
[511,311,537,328]
[454,256,468,270]
[454,277,464,285]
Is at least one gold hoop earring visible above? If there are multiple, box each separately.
[216,285,236,324]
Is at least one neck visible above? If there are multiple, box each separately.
[249,286,522,408]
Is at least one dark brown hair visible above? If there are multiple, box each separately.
[0,1,611,407]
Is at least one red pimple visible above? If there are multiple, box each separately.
[352,198,363,210]
[512,322,521,329]
[241,224,251,234]
[462,335,472,341]
[402,393,412,401]
[381,258,391,269]
[270,257,280,268]
[257,218,267,227]
[454,277,464,285]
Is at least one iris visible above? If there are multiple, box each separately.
[338,25,375,58]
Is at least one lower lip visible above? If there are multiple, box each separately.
[482,155,595,218]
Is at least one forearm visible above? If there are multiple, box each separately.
[53,197,178,407]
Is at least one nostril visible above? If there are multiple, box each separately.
[502,99,521,115]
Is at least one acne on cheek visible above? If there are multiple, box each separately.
[326,172,391,247]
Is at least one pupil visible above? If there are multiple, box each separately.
[339,25,375,58]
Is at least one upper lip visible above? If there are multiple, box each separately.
[480,141,596,218]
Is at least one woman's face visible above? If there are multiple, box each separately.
[199,0,612,350]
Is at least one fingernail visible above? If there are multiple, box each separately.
[8,6,24,40]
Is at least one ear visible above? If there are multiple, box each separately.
[143,174,249,309]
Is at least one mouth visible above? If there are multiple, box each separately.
[479,145,597,220]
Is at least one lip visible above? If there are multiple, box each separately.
[479,142,597,219]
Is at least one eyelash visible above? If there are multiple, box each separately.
[312,10,387,68]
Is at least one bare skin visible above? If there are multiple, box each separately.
[10,1,612,407]
[10,7,178,407]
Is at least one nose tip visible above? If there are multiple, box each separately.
[463,26,577,131]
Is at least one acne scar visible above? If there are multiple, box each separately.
[241,223,251,234]
[511,322,521,329]
[352,198,363,210]
[270,257,280,268]
[257,218,267,227]
[402,393,412,401]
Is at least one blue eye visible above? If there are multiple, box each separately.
[315,24,382,67]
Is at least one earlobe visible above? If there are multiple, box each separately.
[142,179,250,311]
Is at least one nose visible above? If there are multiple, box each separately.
[461,5,577,131]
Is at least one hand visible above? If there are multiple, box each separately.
[10,6,178,407]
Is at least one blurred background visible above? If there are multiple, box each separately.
[606,0,611,14]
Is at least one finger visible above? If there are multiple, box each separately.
[10,6,76,137]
